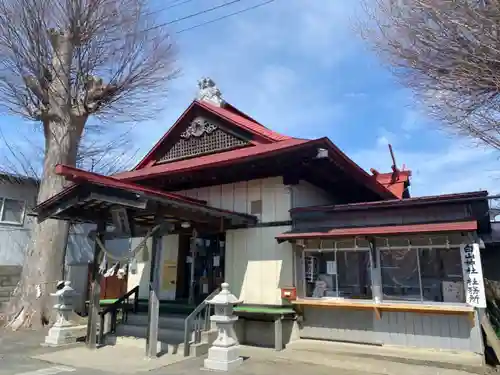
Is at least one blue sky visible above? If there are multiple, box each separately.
[1,0,499,196]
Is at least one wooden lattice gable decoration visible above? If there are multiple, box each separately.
[155,115,251,165]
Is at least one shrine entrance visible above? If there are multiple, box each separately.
[176,232,225,304]
[32,164,257,353]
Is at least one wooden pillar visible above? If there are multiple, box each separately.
[188,228,198,306]
[86,221,106,349]
[146,217,163,358]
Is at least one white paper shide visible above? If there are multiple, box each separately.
[460,243,486,308]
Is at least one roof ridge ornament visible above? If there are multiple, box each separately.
[197,77,224,107]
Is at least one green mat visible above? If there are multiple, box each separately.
[234,306,295,314]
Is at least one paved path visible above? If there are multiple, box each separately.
[0,328,494,375]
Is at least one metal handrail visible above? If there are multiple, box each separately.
[183,287,221,357]
[98,285,140,346]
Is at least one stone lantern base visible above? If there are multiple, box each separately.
[203,345,243,371]
[44,324,86,346]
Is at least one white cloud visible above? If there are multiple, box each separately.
[376,135,390,147]
[130,0,360,148]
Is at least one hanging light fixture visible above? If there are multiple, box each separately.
[181,221,191,229]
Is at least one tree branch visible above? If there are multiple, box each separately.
[360,0,500,150]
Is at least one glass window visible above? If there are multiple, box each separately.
[380,248,464,303]
[419,248,464,303]
[380,249,421,301]
[304,250,372,300]
[0,198,25,224]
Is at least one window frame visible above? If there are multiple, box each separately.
[0,197,27,226]
[301,247,373,300]
[377,245,465,304]
[298,243,468,306]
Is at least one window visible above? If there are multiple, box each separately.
[250,200,262,215]
[304,250,372,300]
[0,198,26,225]
[380,248,464,303]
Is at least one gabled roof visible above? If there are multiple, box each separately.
[372,170,412,199]
[198,100,292,142]
[132,99,292,170]
[115,136,397,200]
[117,96,400,201]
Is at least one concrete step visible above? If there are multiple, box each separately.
[116,323,185,343]
[115,322,217,344]
[105,332,214,357]
[126,313,187,330]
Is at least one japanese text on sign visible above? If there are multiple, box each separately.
[460,243,486,308]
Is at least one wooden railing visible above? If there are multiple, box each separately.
[183,287,220,357]
[98,286,140,345]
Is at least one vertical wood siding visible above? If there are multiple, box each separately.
[299,307,483,353]
[291,180,335,209]
[176,176,291,222]
[225,226,293,305]
[300,307,377,344]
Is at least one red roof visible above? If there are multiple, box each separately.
[35,165,257,223]
[115,138,312,181]
[275,221,478,241]
[119,99,398,200]
[197,100,292,142]
[132,100,293,170]
[49,164,207,206]
[372,171,411,199]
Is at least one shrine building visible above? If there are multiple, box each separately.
[33,78,492,361]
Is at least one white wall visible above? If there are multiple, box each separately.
[177,176,291,222]
[127,237,152,299]
[0,180,37,265]
[291,180,335,209]
[225,226,294,305]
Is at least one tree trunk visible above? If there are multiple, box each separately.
[5,121,83,330]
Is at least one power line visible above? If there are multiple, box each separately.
[158,0,198,12]
[149,0,246,30]
[107,0,276,43]
[175,0,275,34]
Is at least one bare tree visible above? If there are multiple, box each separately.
[360,0,500,149]
[0,127,139,182]
[0,0,178,329]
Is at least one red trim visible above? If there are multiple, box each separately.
[115,137,396,199]
[291,191,489,213]
[320,138,396,199]
[275,221,478,241]
[196,100,291,142]
[133,100,292,170]
[126,100,395,200]
[46,165,256,221]
[55,164,207,205]
[133,102,197,170]
[116,138,314,181]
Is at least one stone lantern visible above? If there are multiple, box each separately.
[45,281,81,346]
[203,282,243,371]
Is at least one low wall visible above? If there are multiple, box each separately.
[299,306,483,354]
[0,265,21,310]
[233,318,299,348]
